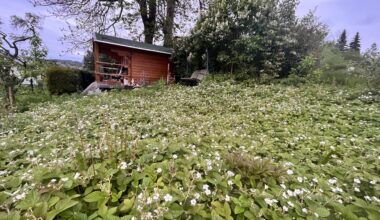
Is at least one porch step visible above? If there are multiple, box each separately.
[82,82,101,95]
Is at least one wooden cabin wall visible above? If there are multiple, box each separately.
[131,51,170,85]
[95,42,170,85]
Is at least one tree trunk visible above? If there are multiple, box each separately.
[163,0,175,47]
[137,0,157,44]
[4,84,16,110]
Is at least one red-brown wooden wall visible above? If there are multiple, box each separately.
[94,42,171,85]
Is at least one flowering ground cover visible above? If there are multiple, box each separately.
[0,81,379,219]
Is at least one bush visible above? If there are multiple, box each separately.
[79,70,95,89]
[46,66,81,95]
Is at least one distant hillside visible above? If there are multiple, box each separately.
[48,59,83,69]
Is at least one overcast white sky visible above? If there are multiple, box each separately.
[1,0,379,61]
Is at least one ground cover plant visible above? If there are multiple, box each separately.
[0,80,379,219]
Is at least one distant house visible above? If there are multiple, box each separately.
[93,33,174,87]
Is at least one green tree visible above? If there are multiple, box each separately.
[0,13,47,110]
[179,0,327,79]
[83,50,94,71]
[349,32,361,53]
[336,29,347,51]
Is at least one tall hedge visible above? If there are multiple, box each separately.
[46,66,81,95]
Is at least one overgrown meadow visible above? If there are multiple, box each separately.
[0,81,379,219]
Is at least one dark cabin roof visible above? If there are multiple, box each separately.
[94,33,173,55]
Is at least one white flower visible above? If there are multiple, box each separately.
[354,178,361,184]
[287,201,295,207]
[146,197,152,205]
[153,193,160,201]
[225,195,230,202]
[284,162,294,166]
[330,146,336,150]
[370,180,376,185]
[190,199,197,206]
[74,172,81,180]
[264,198,278,206]
[287,169,294,175]
[15,192,26,201]
[314,212,319,218]
[302,208,308,214]
[204,189,211,195]
[320,141,326,146]
[264,184,269,190]
[164,194,173,202]
[283,206,289,212]
[194,193,200,199]
[203,184,209,190]
[312,178,318,183]
[61,177,69,182]
[50,179,57,183]
[364,196,372,201]
[227,170,235,177]
[228,180,233,186]
[354,187,360,192]
[372,196,380,202]
[172,154,178,159]
[119,161,128,170]
[280,184,286,189]
[157,168,162,173]
[195,172,202,179]
[328,178,337,185]
[297,177,303,183]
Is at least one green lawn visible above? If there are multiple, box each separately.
[0,81,379,219]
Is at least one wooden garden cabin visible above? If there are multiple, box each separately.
[93,33,174,87]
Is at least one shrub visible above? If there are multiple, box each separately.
[79,70,95,89]
[290,55,316,77]
[46,66,81,95]
[225,152,285,184]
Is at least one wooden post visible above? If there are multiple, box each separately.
[93,42,100,82]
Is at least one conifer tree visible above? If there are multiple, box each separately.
[336,29,347,51]
[349,32,361,53]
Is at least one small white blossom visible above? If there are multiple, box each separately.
[302,208,308,214]
[190,199,197,206]
[283,206,289,212]
[264,198,278,206]
[297,177,303,183]
[172,154,178,159]
[119,161,128,170]
[225,195,230,202]
[164,194,173,202]
[74,172,81,180]
[227,170,235,177]
[61,177,69,182]
[194,193,200,199]
[287,169,294,175]
[328,178,337,185]
[157,168,162,174]
[354,178,361,184]
[354,187,360,192]
[228,180,233,186]
[287,201,295,207]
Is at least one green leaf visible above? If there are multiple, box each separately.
[234,174,243,188]
[315,207,330,218]
[46,199,78,220]
[164,203,184,219]
[83,191,108,203]
[16,190,40,210]
[120,197,135,213]
[234,206,245,214]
